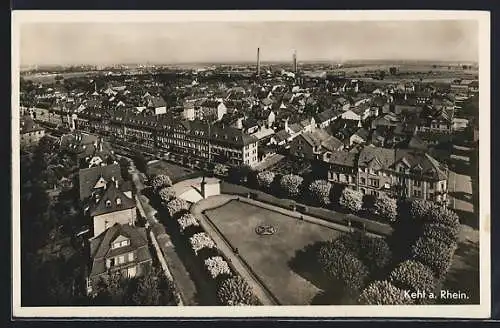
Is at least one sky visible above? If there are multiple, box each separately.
[19,20,478,66]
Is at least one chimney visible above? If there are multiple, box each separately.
[257,48,261,76]
[236,117,243,130]
[115,179,119,189]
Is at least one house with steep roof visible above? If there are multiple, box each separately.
[322,151,358,187]
[349,128,369,146]
[290,128,343,160]
[86,223,152,295]
[88,180,137,238]
[20,115,45,149]
[78,163,127,201]
[393,149,448,202]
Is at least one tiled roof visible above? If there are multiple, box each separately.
[89,181,136,217]
[20,116,44,134]
[395,149,447,180]
[89,223,151,277]
[324,151,357,167]
[78,163,122,201]
[358,146,396,169]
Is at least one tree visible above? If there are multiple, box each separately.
[158,187,176,204]
[130,268,178,305]
[92,272,129,305]
[357,280,413,305]
[317,242,369,292]
[359,236,393,274]
[189,232,216,256]
[132,151,148,173]
[339,188,363,213]
[204,256,232,279]
[151,174,173,191]
[256,171,276,190]
[424,205,460,228]
[177,213,200,233]
[279,174,304,198]
[165,198,189,218]
[411,237,457,278]
[389,67,398,75]
[213,163,229,177]
[308,180,332,206]
[408,199,434,221]
[228,164,253,184]
[217,276,260,306]
[119,157,131,180]
[372,194,398,222]
[389,260,436,300]
[421,223,460,246]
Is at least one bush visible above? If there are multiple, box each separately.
[389,260,436,298]
[425,205,460,228]
[204,256,232,279]
[408,199,433,221]
[279,174,304,198]
[308,180,332,206]
[158,187,176,204]
[165,198,189,218]
[228,164,253,184]
[357,280,413,305]
[217,276,260,306]
[317,242,369,292]
[189,232,216,256]
[329,232,392,275]
[422,223,460,246]
[411,237,457,278]
[372,194,398,222]
[256,171,276,190]
[213,163,229,177]
[151,174,172,190]
[177,213,200,233]
[358,236,393,274]
[339,188,363,213]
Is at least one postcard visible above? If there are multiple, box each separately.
[11,10,490,318]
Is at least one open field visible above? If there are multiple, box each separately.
[21,71,101,84]
[204,199,342,305]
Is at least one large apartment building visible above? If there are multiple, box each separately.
[74,109,260,168]
[323,146,448,204]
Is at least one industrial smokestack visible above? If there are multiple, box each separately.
[293,50,297,73]
[257,48,261,76]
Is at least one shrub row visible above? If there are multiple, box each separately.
[157,184,260,306]
[357,200,461,305]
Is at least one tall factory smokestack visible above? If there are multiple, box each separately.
[293,50,297,73]
[257,47,261,76]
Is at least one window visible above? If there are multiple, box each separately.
[118,256,125,264]
[116,198,122,205]
[360,177,366,185]
[128,252,134,262]
[414,180,422,187]
[369,178,379,188]
[413,190,422,197]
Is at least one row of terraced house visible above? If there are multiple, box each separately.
[72,108,260,168]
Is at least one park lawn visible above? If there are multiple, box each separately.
[205,199,342,305]
[147,160,195,182]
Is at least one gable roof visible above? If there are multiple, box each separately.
[358,146,396,169]
[394,149,447,180]
[89,181,136,217]
[89,223,151,277]
[78,163,122,201]
[324,151,357,168]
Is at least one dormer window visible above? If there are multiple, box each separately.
[105,200,112,207]
[116,198,122,205]
[111,238,130,250]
